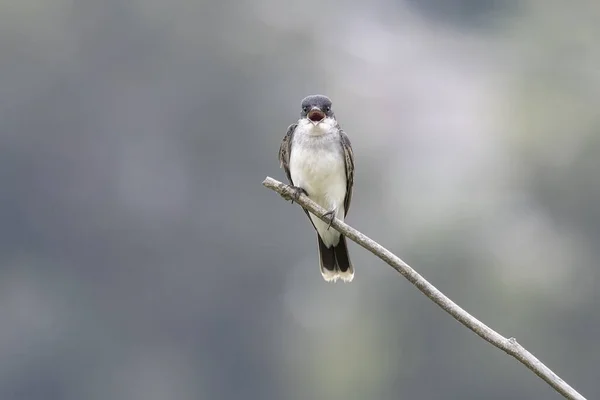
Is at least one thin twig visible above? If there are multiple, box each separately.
[263,176,586,400]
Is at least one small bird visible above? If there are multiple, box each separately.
[279,95,355,282]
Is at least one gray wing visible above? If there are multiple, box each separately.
[279,123,297,185]
[340,129,355,216]
[279,123,318,230]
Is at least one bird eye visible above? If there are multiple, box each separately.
[302,106,308,112]
[324,106,330,112]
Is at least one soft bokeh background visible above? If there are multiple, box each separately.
[1,0,598,399]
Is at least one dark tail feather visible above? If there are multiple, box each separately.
[317,234,355,283]
[334,235,351,272]
[318,235,337,282]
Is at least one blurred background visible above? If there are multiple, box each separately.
[0,0,598,398]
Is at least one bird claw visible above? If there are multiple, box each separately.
[289,186,307,204]
[323,209,336,230]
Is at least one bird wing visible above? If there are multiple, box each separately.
[279,123,297,184]
[339,128,355,216]
[279,122,318,230]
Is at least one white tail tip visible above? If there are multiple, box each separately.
[320,266,354,283]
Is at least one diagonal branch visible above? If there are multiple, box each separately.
[263,176,586,400]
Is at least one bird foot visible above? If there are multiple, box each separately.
[323,209,336,230]
[289,186,307,204]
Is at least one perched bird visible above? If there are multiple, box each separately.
[279,95,355,282]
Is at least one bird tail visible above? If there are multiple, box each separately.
[317,235,354,283]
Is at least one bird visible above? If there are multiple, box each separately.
[279,94,355,282]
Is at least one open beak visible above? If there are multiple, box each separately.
[307,108,326,125]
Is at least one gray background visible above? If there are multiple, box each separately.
[1,0,598,399]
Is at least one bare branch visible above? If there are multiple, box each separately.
[263,176,587,400]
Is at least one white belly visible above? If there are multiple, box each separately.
[289,139,346,247]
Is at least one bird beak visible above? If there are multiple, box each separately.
[307,107,326,125]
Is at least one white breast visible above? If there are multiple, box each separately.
[289,122,347,247]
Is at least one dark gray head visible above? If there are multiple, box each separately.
[300,94,335,123]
